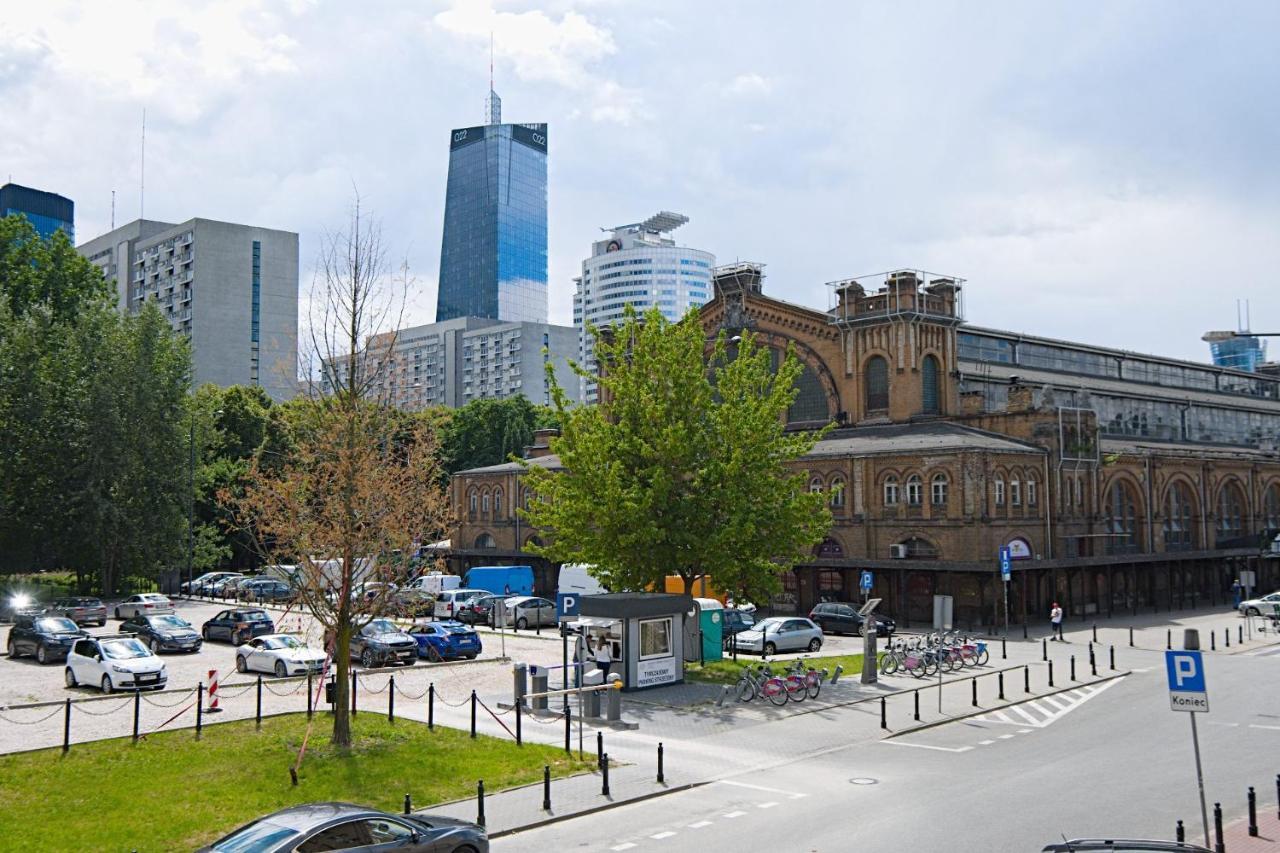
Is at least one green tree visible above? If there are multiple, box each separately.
[441,396,560,476]
[520,307,833,598]
[0,216,110,320]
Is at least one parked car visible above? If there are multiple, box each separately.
[808,602,897,637]
[181,571,237,596]
[455,593,498,626]
[355,581,398,604]
[242,578,297,604]
[223,575,263,599]
[207,574,247,598]
[434,588,489,621]
[732,617,824,656]
[197,801,488,853]
[65,635,167,693]
[236,634,327,678]
[406,571,462,596]
[489,596,557,629]
[1239,590,1280,616]
[113,593,174,619]
[347,618,417,668]
[409,620,482,661]
[1,592,44,623]
[44,596,108,627]
[721,608,756,640]
[202,608,276,646]
[6,615,88,664]
[120,613,202,654]
[389,588,435,618]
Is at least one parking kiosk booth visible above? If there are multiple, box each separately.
[576,593,695,691]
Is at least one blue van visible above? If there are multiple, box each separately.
[463,566,534,597]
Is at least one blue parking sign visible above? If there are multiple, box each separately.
[1165,650,1208,712]
[860,570,873,591]
[556,593,580,619]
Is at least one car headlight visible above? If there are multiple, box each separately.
[9,594,31,609]
[112,665,131,673]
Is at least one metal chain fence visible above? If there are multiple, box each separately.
[70,697,136,717]
[263,678,308,697]
[141,688,197,708]
[0,704,67,725]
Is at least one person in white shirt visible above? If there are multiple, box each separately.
[1050,602,1064,641]
[594,636,613,680]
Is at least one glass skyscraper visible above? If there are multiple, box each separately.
[1,183,74,241]
[436,90,548,324]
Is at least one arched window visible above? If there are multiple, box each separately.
[1105,481,1141,555]
[899,536,939,560]
[1065,475,1075,511]
[481,491,490,514]
[1217,481,1247,542]
[523,487,533,509]
[1075,477,1085,512]
[994,476,1006,507]
[905,474,923,506]
[931,474,948,506]
[809,477,824,494]
[474,532,496,549]
[468,489,478,515]
[829,477,846,509]
[1010,477,1022,507]
[1265,483,1280,530]
[814,538,844,559]
[493,487,503,517]
[921,355,941,415]
[883,475,899,507]
[1163,482,1196,552]
[788,361,829,424]
[816,569,843,601]
[1026,477,1037,507]
[865,356,889,413]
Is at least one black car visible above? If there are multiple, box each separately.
[243,579,296,604]
[45,596,108,627]
[721,608,756,638]
[349,618,417,668]
[201,608,276,646]
[120,613,203,654]
[198,801,488,853]
[6,615,88,664]
[808,601,897,637]
[454,593,498,626]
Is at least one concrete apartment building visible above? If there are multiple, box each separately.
[322,316,579,410]
[80,218,299,402]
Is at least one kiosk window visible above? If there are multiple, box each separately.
[638,618,672,660]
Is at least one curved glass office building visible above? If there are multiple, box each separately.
[435,91,548,324]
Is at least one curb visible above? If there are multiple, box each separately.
[487,781,707,839]
[882,670,1130,738]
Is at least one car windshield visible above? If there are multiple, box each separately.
[142,595,168,602]
[367,619,399,634]
[261,636,303,650]
[101,639,149,660]
[37,618,78,633]
[210,819,298,853]
[152,616,190,629]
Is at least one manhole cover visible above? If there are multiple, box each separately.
[849,777,878,785]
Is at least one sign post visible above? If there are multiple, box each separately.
[1166,633,1210,849]
[999,547,1012,637]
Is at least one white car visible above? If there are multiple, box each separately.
[1239,591,1280,617]
[113,593,174,619]
[65,635,168,693]
[236,634,327,678]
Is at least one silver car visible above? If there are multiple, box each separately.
[490,596,557,629]
[112,593,175,620]
[732,616,824,656]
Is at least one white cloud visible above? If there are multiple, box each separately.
[724,72,773,96]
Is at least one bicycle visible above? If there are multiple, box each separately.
[735,664,789,706]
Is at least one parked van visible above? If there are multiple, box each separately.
[433,588,489,621]
[463,566,534,597]
[557,564,606,596]
[408,572,461,596]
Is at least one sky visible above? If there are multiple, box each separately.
[3,0,1279,364]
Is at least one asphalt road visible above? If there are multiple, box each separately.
[495,641,1280,852]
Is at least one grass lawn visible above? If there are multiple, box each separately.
[0,713,591,851]
[685,652,878,685]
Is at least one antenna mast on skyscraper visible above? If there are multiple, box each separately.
[140,108,146,219]
[485,32,501,124]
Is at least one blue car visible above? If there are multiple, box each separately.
[408,620,482,661]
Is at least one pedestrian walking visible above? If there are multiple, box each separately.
[594,636,613,681]
[1050,602,1064,641]
[1231,578,1242,609]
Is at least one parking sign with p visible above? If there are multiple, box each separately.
[1165,650,1208,713]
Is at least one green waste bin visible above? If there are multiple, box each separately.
[695,597,723,662]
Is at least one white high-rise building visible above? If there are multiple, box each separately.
[573,212,714,402]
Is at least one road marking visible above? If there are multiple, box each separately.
[1010,706,1040,725]
[688,821,713,828]
[757,802,779,809]
[723,811,747,819]
[717,779,807,799]
[989,711,1014,724]
[997,734,1014,739]
[882,740,975,753]
[651,831,676,840]
[978,739,995,745]
[1130,667,1151,673]
[1249,724,1280,731]
[1041,696,1069,712]
[611,844,637,851]
[1017,729,1032,734]
[1207,721,1239,728]
[970,679,1120,730]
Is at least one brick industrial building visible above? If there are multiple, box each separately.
[448,264,1280,629]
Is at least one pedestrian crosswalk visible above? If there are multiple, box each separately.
[969,679,1120,729]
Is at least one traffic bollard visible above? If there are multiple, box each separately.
[256,676,263,727]
[403,793,411,815]
[1070,656,1076,681]
[1238,625,1243,644]
[352,669,358,716]
[196,683,204,737]
[1167,629,1172,650]
[1129,627,1134,647]
[1048,661,1055,688]
[971,678,978,708]
[63,698,71,754]
[1248,786,1258,836]
[998,671,1005,700]
[1211,633,1216,651]
[543,766,551,810]
[132,690,141,743]
[476,781,485,827]
[1213,802,1224,853]
[1176,820,1185,842]
[564,705,571,754]
[1091,655,1098,677]
[1110,645,1116,670]
[1042,638,1048,661]
[1225,628,1230,648]
[428,683,434,730]
[831,664,843,684]
[880,696,887,729]
[597,732,604,769]
[914,689,921,721]
[470,690,477,738]
[515,700,522,745]
[307,672,313,719]
[602,754,611,796]
[1001,638,1007,660]
[388,675,395,724]
[1092,623,1098,643]
[1024,666,1031,694]
[658,742,665,784]
[1276,773,1279,819]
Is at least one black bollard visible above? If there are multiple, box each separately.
[657,742,665,784]
[1049,660,1055,688]
[1238,625,1243,644]
[1176,820,1185,842]
[1167,629,1172,650]
[914,689,920,721]
[543,766,551,810]
[880,696,887,729]
[1110,645,1116,670]
[1091,654,1097,677]
[62,698,72,754]
[477,781,485,827]
[515,700,522,745]
[1211,633,1216,651]
[428,683,434,730]
[1042,638,1048,660]
[998,671,1005,700]
[602,754,610,796]
[1129,627,1134,647]
[1225,628,1230,649]
[1001,638,1007,660]
[1248,786,1258,837]
[196,683,204,737]
[1092,623,1097,643]
[388,675,395,724]
[564,705,572,754]
[597,731,604,769]
[1023,621,1028,639]
[971,678,978,708]
[307,672,313,719]
[403,793,411,815]
[470,690,477,738]
[1070,655,1076,681]
[256,676,263,726]
[1213,802,1224,853]
[352,669,358,716]
[1024,665,1031,694]
[133,689,141,743]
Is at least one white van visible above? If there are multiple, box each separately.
[408,572,462,596]
[558,564,606,597]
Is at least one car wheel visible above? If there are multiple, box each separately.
[64,667,77,688]
[101,674,114,694]
[36,644,49,665]
[466,653,478,660]
[808,638,822,652]
[361,648,376,668]
[5,638,15,658]
[202,626,211,641]
[516,617,529,630]
[114,607,122,619]
[149,638,161,654]
[236,655,248,673]
[274,660,287,678]
[1247,607,1260,616]
[764,642,777,656]
[232,632,244,647]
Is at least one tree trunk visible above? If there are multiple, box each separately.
[331,600,353,747]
